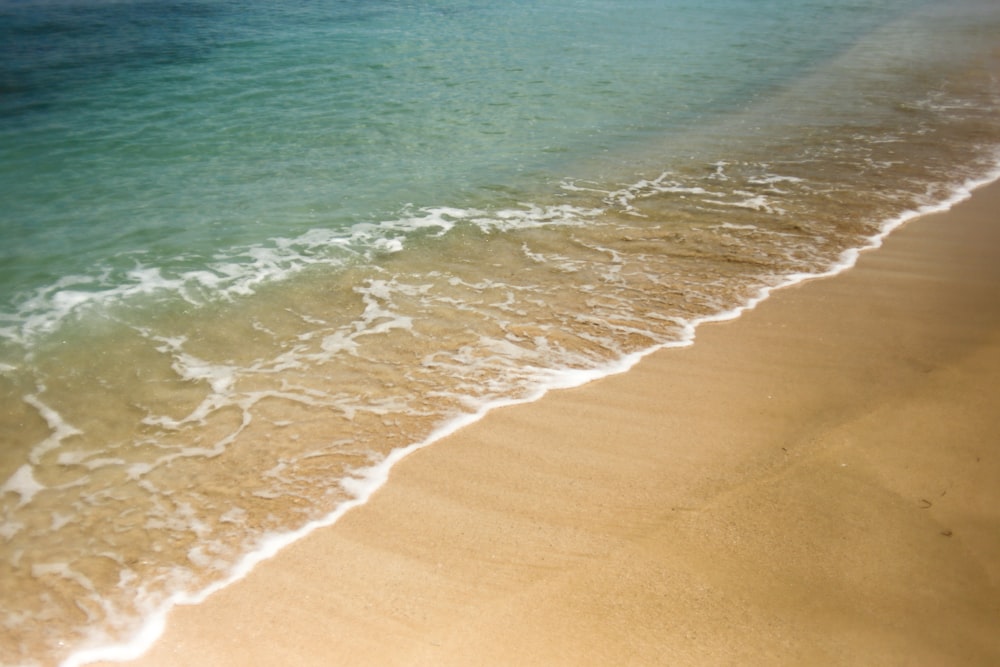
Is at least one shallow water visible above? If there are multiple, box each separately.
[2,1,1000,664]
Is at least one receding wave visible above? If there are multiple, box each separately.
[5,149,1000,667]
[3,2,1000,665]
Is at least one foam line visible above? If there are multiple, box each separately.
[62,160,1000,667]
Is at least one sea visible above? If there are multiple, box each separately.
[2,0,1000,664]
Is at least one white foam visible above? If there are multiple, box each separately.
[56,348,647,667]
[708,161,729,180]
[372,237,404,253]
[32,562,96,591]
[59,157,1000,667]
[0,463,48,507]
[747,174,804,185]
[0,519,25,540]
[471,203,602,232]
[320,331,360,355]
[218,507,247,524]
[52,140,1000,667]
[714,192,786,215]
[0,198,619,351]
[598,171,731,215]
[24,394,83,466]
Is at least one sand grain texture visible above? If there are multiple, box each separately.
[100,182,1000,667]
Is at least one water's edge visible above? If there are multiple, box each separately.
[62,162,1000,667]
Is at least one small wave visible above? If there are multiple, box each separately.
[0,200,612,351]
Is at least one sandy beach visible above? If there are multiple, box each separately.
[95,179,1000,667]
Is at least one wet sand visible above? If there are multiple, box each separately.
[97,180,1000,666]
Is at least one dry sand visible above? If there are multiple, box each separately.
[98,181,1000,666]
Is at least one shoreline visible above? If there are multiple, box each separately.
[91,179,1000,666]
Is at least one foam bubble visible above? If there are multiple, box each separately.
[49,157,1000,667]
[0,519,25,540]
[0,199,616,351]
[24,394,83,465]
[471,203,602,232]
[747,174,805,186]
[710,192,785,215]
[1,463,46,507]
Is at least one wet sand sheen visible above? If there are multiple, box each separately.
[95,180,1000,666]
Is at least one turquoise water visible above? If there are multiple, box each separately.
[2,1,1000,664]
[0,0,930,332]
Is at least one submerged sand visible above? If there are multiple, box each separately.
[97,180,1000,666]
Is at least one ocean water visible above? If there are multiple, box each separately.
[2,0,1000,664]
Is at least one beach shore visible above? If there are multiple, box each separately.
[96,180,1000,667]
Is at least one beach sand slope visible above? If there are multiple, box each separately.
[99,182,1000,667]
